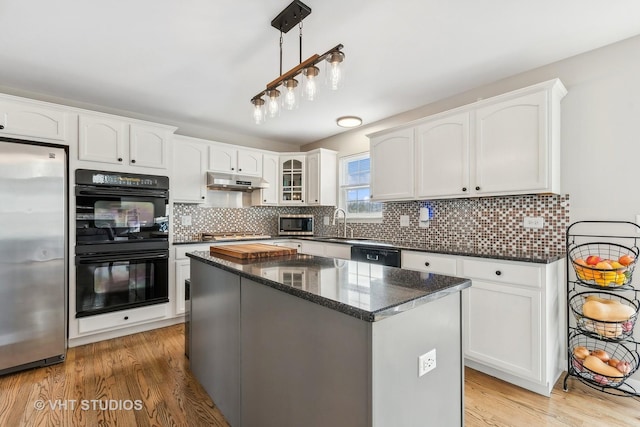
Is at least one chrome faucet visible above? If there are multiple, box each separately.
[332,208,352,238]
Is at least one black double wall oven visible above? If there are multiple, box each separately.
[75,169,169,318]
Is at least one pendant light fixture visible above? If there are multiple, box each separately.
[250,1,345,123]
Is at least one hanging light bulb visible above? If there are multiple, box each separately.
[251,97,266,124]
[266,89,281,118]
[282,78,299,110]
[302,66,319,101]
[325,51,345,90]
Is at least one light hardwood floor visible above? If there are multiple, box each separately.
[1,324,639,426]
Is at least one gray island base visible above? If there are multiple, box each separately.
[188,251,471,427]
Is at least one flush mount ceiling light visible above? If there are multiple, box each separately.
[336,116,362,128]
[251,0,345,124]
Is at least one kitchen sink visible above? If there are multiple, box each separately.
[313,236,395,247]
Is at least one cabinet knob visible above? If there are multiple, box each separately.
[424,261,430,267]
[315,199,318,202]
[0,125,4,130]
[231,167,235,171]
[201,196,205,199]
[124,316,129,320]
[264,199,267,202]
[118,158,123,162]
[131,159,136,164]
[301,200,304,203]
[238,168,242,172]
[495,270,502,276]
[462,187,467,192]
[475,186,480,191]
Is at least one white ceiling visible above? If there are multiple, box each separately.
[1,0,640,146]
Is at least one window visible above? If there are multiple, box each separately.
[339,153,382,220]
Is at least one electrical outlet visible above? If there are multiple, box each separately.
[400,215,410,227]
[181,215,192,226]
[418,349,436,377]
[324,216,330,225]
[523,216,544,229]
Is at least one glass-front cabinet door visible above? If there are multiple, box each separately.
[280,155,306,204]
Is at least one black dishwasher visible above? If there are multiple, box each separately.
[351,246,401,267]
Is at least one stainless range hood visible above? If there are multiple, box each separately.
[206,172,269,192]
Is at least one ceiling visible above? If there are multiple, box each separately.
[1,0,640,146]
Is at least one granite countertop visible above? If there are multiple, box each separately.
[176,236,565,264]
[187,251,471,322]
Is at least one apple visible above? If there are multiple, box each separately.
[586,255,602,266]
[618,254,635,266]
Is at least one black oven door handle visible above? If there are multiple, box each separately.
[76,252,169,264]
[76,188,169,198]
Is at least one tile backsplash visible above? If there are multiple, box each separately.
[173,194,569,252]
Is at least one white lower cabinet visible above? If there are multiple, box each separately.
[401,250,457,275]
[460,257,563,396]
[463,279,542,383]
[401,250,563,396]
[174,244,211,315]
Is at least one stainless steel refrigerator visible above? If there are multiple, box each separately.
[0,138,67,375]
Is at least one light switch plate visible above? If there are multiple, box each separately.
[324,216,330,225]
[400,215,410,227]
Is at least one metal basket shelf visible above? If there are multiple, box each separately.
[567,333,639,389]
[569,242,638,289]
[569,291,639,341]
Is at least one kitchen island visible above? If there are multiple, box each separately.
[188,250,471,427]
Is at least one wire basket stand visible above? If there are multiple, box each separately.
[563,221,640,399]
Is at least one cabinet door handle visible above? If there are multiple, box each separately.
[124,316,129,320]
[131,159,136,164]
[0,125,4,130]
[462,187,467,192]
[424,261,430,267]
[475,186,480,191]
[118,158,123,162]
[495,270,502,276]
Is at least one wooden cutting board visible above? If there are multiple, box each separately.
[209,243,297,259]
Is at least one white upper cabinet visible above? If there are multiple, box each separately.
[473,90,554,196]
[0,97,69,143]
[306,149,337,206]
[172,135,208,203]
[129,124,169,169]
[369,128,415,201]
[78,114,126,164]
[78,113,173,169]
[370,79,567,202]
[415,111,470,198]
[208,144,263,176]
[252,153,279,206]
[280,155,306,204]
